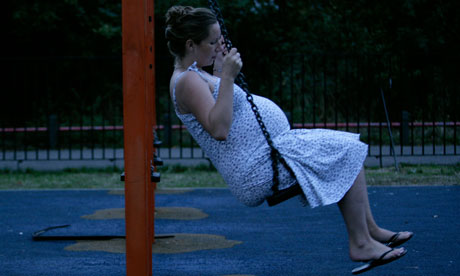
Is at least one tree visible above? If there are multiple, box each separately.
[1,0,121,56]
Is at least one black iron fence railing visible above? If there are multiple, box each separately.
[1,55,458,164]
[1,56,124,162]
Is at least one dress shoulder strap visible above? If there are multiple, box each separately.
[187,62,210,82]
[173,62,210,92]
[172,62,211,113]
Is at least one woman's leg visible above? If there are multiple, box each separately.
[337,169,405,261]
[355,169,413,243]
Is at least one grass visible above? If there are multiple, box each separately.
[0,163,458,190]
[0,167,125,190]
[365,163,460,186]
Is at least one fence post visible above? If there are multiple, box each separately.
[163,113,171,145]
[401,110,410,146]
[48,114,59,148]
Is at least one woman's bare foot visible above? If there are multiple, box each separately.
[369,227,413,246]
[351,242,407,274]
[349,238,406,262]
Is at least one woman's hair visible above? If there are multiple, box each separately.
[165,6,217,59]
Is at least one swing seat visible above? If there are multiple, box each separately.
[266,183,302,206]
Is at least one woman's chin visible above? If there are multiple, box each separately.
[196,61,213,68]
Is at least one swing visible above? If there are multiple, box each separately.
[207,0,303,206]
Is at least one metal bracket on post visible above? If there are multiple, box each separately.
[151,165,161,183]
[153,129,163,167]
[154,154,164,166]
[120,169,161,183]
[153,129,163,147]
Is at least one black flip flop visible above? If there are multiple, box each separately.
[386,232,413,248]
[351,248,407,275]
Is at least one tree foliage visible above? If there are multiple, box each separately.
[2,0,121,56]
[2,0,458,127]
[2,0,458,57]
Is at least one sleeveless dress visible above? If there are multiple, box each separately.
[173,63,368,208]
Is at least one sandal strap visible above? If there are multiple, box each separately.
[387,233,400,243]
[378,248,395,261]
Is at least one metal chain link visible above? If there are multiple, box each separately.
[208,0,296,192]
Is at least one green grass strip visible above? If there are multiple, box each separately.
[0,163,458,190]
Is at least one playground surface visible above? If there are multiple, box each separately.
[1,186,459,276]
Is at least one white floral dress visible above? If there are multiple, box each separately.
[173,63,368,207]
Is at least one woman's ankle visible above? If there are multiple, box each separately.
[348,235,373,258]
[369,227,394,242]
[349,239,393,262]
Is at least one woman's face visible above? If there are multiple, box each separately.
[194,23,222,67]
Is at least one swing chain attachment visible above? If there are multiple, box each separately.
[208,0,297,192]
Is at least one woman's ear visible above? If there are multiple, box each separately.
[185,39,194,52]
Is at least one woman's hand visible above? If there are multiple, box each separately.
[221,48,242,80]
[213,36,227,75]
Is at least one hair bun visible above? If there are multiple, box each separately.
[164,6,217,59]
[165,6,193,27]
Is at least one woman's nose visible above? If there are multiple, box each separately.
[216,43,223,52]
[216,36,225,52]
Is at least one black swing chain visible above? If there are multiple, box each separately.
[208,0,296,192]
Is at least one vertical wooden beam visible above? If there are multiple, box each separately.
[122,0,156,275]
[144,0,156,245]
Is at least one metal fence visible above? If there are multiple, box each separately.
[1,56,124,162]
[1,54,459,166]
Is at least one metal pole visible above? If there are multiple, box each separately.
[380,84,399,171]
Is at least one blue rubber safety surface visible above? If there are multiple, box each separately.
[1,186,459,276]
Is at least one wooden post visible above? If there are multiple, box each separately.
[122,0,156,275]
[145,0,156,246]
